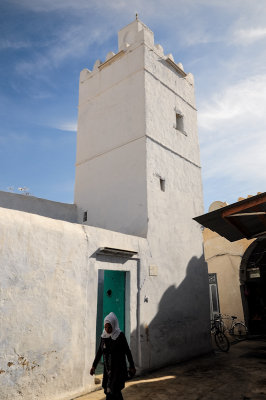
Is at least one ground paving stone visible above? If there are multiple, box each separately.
[74,337,266,400]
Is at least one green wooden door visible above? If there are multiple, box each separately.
[103,270,125,332]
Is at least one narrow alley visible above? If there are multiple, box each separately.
[76,337,266,400]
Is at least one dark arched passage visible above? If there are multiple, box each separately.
[240,238,266,334]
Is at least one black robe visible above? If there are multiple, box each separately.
[92,332,135,394]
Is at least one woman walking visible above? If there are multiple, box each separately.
[90,312,136,400]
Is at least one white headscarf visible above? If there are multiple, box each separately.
[101,312,121,340]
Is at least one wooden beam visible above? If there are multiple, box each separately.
[224,216,252,238]
[222,194,266,218]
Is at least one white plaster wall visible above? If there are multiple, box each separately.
[75,19,201,239]
[132,34,210,370]
[144,47,200,166]
[74,18,210,372]
[76,46,145,163]
[75,138,147,237]
[118,20,154,52]
[75,44,148,237]
[0,207,145,400]
[0,191,77,223]
[138,139,210,370]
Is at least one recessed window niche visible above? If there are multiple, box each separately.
[160,178,165,192]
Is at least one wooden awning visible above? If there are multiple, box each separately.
[194,192,266,242]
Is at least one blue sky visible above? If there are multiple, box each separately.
[1,0,265,211]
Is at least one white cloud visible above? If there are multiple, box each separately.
[233,27,266,45]
[55,122,77,132]
[201,129,266,180]
[198,74,266,131]
[15,24,111,77]
[182,30,217,46]
[11,0,262,78]
[199,74,266,196]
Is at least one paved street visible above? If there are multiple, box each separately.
[75,337,266,400]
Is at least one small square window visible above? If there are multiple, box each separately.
[83,211,87,222]
[160,178,165,192]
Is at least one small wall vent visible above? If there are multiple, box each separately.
[160,178,166,192]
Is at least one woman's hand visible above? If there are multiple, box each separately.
[90,367,95,376]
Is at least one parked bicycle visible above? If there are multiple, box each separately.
[220,314,248,340]
[211,316,230,352]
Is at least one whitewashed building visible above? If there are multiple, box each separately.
[0,19,211,400]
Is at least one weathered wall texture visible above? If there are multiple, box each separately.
[0,203,210,400]
[0,207,145,400]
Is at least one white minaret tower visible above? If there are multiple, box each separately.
[74,18,203,241]
[77,18,210,371]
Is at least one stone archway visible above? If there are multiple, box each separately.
[240,238,266,334]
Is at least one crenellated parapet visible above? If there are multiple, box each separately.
[79,18,194,86]
[208,192,263,212]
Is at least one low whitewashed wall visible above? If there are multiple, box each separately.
[0,204,212,400]
[0,207,143,400]
[0,191,77,223]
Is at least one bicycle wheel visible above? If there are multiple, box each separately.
[232,323,248,340]
[214,332,230,352]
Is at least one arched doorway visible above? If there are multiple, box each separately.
[240,238,266,334]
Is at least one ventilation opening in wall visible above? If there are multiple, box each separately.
[160,178,165,192]
[83,211,87,222]
[175,113,184,132]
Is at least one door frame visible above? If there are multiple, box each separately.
[95,258,137,356]
[208,273,220,320]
